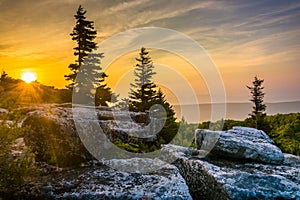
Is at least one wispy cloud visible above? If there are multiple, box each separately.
[0,0,299,101]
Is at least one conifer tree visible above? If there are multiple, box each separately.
[129,47,157,112]
[129,48,178,143]
[65,5,97,89]
[65,5,116,105]
[154,89,178,143]
[247,76,267,129]
[73,49,117,106]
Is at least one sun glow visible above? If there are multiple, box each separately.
[21,72,37,83]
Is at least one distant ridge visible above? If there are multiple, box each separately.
[173,101,300,123]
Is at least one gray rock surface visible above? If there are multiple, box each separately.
[161,144,300,200]
[21,104,159,167]
[196,126,284,164]
[11,160,192,200]
[22,104,93,167]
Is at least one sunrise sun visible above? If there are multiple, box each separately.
[21,72,37,83]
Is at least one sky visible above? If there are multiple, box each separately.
[0,0,299,104]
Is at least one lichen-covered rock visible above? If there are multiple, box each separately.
[160,145,230,200]
[161,144,300,200]
[22,105,93,167]
[8,159,192,200]
[21,104,161,167]
[196,126,284,164]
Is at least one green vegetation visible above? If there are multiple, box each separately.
[265,113,300,156]
[172,117,197,147]
[0,114,35,190]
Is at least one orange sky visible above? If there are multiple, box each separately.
[0,0,300,103]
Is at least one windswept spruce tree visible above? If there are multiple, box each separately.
[247,76,267,129]
[65,5,97,89]
[129,47,178,143]
[65,5,115,105]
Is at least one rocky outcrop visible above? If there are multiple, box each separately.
[22,104,93,167]
[21,104,159,167]
[7,159,192,200]
[196,126,284,164]
[4,104,300,199]
[161,143,300,200]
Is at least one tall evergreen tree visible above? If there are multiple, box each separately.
[129,47,157,112]
[65,5,97,89]
[129,48,178,144]
[73,49,117,106]
[247,76,267,129]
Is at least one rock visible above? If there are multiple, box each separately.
[0,107,8,119]
[196,126,284,164]
[21,104,162,167]
[0,107,8,113]
[22,104,94,167]
[160,145,230,200]
[9,159,192,200]
[161,144,300,200]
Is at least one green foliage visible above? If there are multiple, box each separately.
[172,117,198,147]
[153,89,178,143]
[265,113,300,156]
[112,136,162,154]
[0,115,36,189]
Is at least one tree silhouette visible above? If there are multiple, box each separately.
[0,70,8,82]
[129,47,157,112]
[73,49,117,106]
[154,88,178,143]
[247,76,267,129]
[65,5,97,89]
[128,48,178,144]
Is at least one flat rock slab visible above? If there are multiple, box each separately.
[196,126,284,164]
[11,160,192,200]
[198,155,300,200]
[161,144,300,200]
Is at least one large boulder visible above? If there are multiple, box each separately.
[196,126,284,164]
[21,104,160,167]
[9,159,192,200]
[22,104,93,167]
[161,144,300,200]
